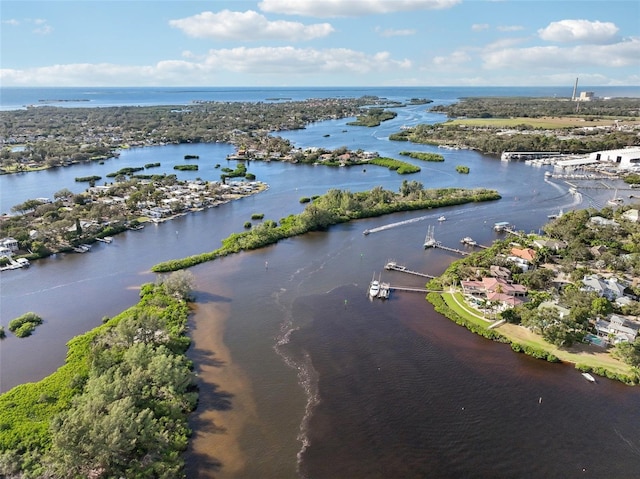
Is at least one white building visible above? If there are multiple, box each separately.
[588,147,640,170]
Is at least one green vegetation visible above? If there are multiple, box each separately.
[346,107,398,127]
[74,175,102,183]
[173,164,198,171]
[106,166,145,178]
[145,162,161,168]
[0,326,5,339]
[244,221,252,229]
[623,173,640,185]
[430,96,640,120]
[8,312,43,338]
[368,157,420,174]
[389,97,640,155]
[0,272,196,477]
[408,98,433,105]
[299,197,311,203]
[399,151,444,162]
[152,185,500,272]
[221,162,247,181]
[251,213,265,220]
[456,165,470,174]
[391,122,638,155]
[184,155,199,159]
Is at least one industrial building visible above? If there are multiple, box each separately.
[588,147,640,170]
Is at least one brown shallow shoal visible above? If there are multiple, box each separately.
[184,297,259,478]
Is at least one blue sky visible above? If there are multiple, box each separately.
[1,0,638,87]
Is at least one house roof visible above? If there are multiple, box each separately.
[510,247,536,262]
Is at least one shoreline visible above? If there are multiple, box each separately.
[184,288,259,478]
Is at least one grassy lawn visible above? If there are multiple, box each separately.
[440,291,634,376]
[445,116,640,129]
[442,292,493,329]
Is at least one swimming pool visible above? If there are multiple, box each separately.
[586,333,608,347]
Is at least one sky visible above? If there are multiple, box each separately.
[1,0,639,87]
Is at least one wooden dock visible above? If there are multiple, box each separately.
[434,244,469,256]
[385,261,435,279]
[389,286,430,293]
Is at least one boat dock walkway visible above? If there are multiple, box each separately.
[433,243,469,255]
[385,261,435,279]
[389,286,430,293]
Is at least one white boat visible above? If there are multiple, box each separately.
[607,189,623,206]
[582,372,596,383]
[379,282,390,299]
[15,258,30,267]
[438,216,446,222]
[369,280,380,298]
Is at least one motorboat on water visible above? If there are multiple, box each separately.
[438,216,446,222]
[369,279,381,298]
[582,372,596,383]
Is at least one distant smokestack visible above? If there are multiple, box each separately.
[572,77,578,101]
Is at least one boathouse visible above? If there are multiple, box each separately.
[588,147,640,170]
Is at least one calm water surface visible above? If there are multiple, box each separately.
[1,89,639,477]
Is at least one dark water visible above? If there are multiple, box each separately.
[1,87,639,477]
[287,288,640,479]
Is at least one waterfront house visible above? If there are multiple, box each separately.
[594,315,640,344]
[589,216,619,228]
[510,247,536,263]
[532,238,567,252]
[0,237,19,252]
[461,277,528,309]
[489,265,512,280]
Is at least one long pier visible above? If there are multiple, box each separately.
[434,243,469,255]
[389,286,430,293]
[385,261,435,279]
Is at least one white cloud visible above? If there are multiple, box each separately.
[258,0,461,17]
[538,19,619,44]
[486,37,527,50]
[169,10,334,41]
[432,49,471,67]
[203,46,411,74]
[482,37,640,70]
[375,26,416,37]
[2,19,20,26]
[0,47,412,86]
[33,24,53,35]
[497,25,524,32]
[472,23,490,32]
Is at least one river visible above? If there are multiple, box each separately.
[1,93,639,478]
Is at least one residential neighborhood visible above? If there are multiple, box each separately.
[0,177,268,267]
[447,207,640,353]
